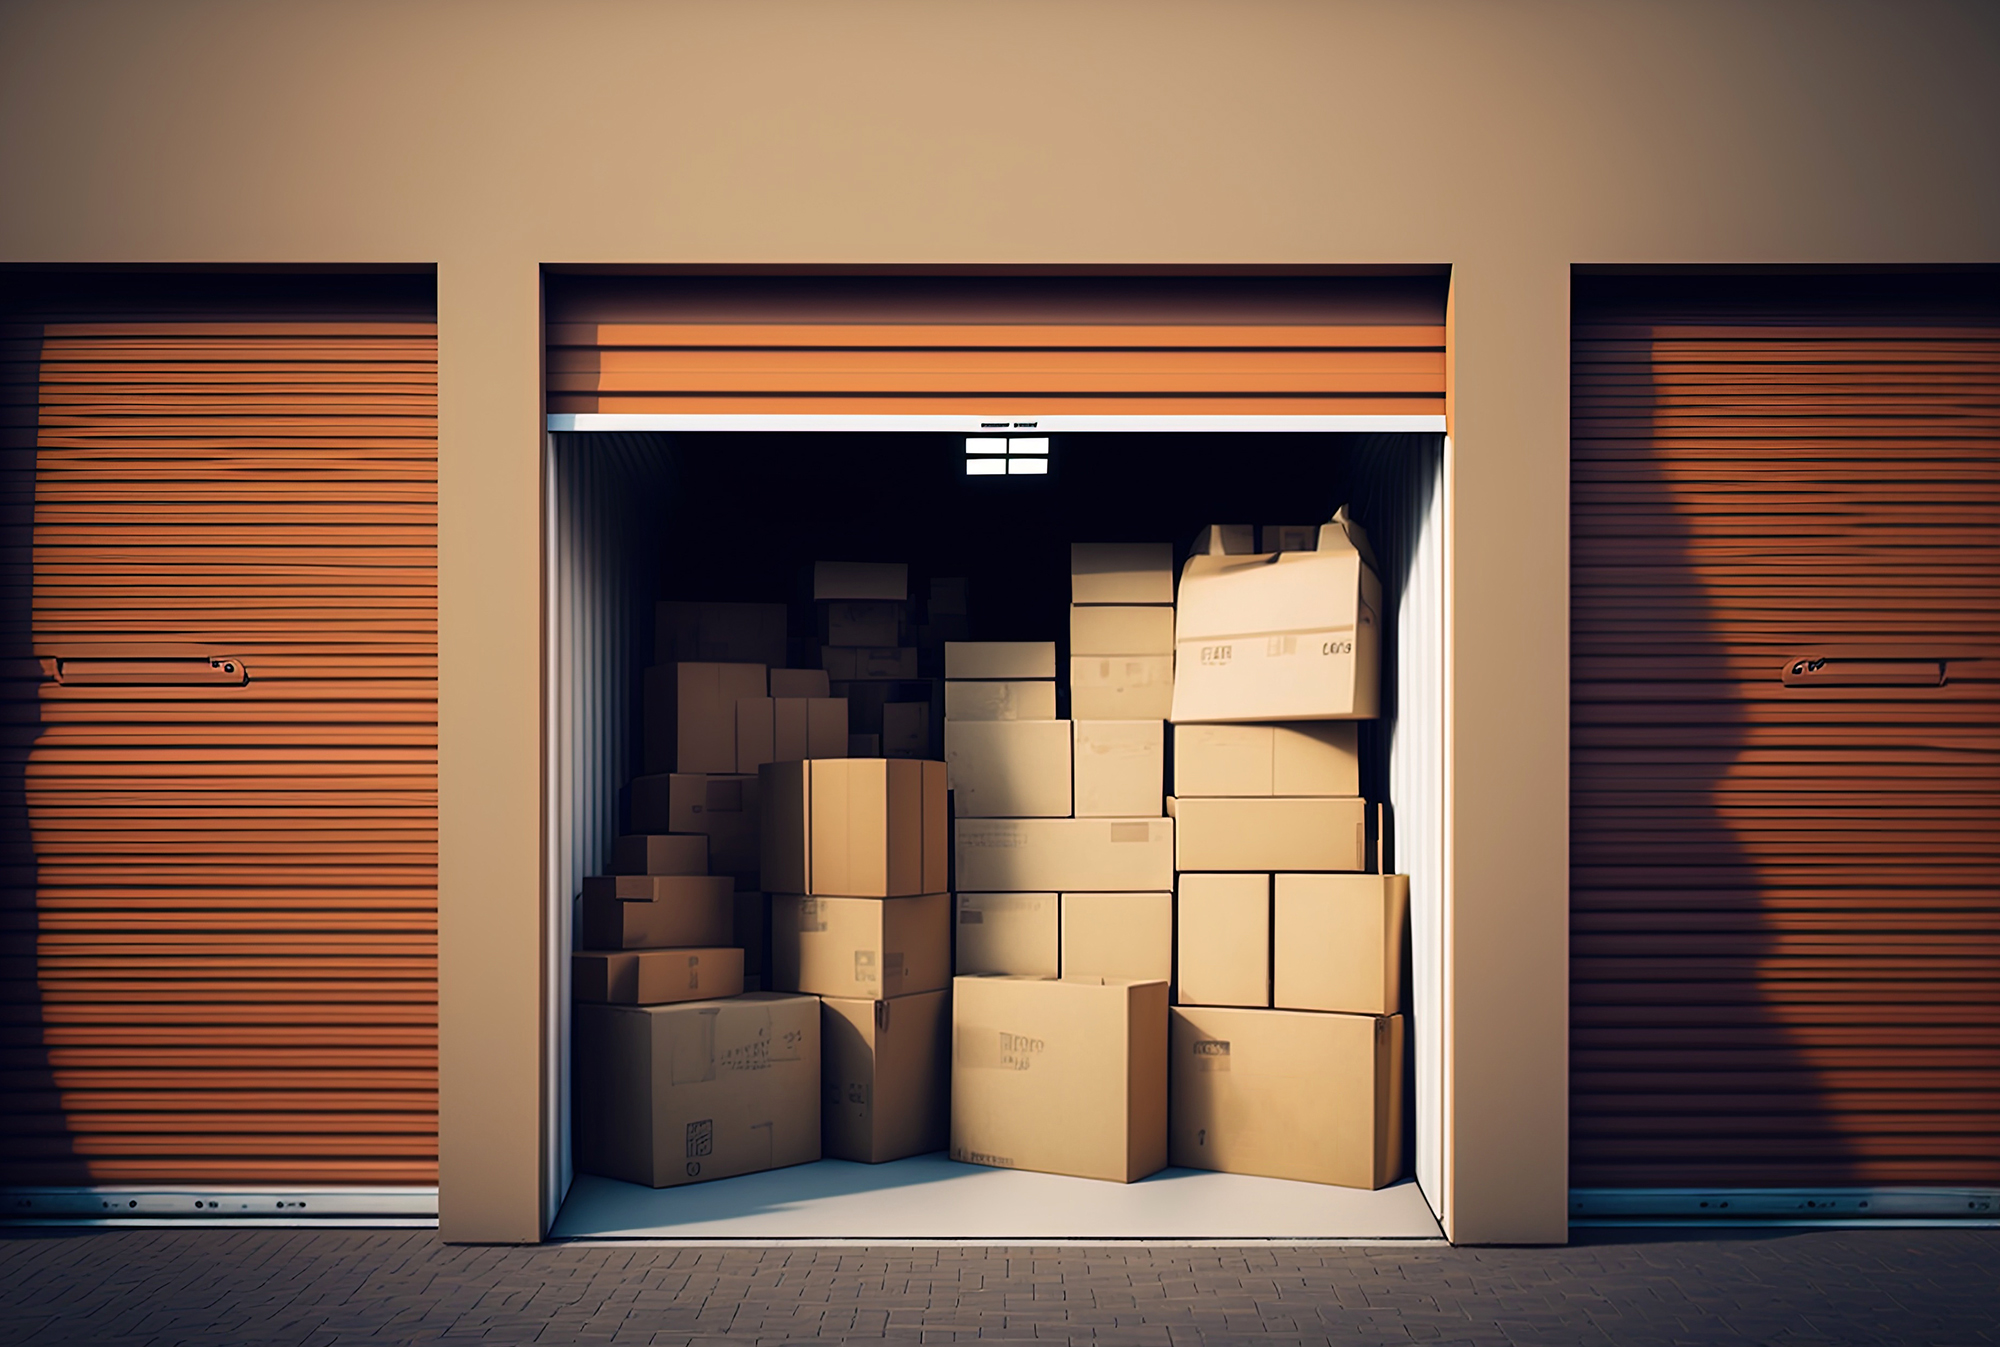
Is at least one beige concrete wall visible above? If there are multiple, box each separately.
[3,0,1995,1244]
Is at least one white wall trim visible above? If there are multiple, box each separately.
[547,413,1448,434]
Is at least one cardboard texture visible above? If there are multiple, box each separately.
[655,601,789,669]
[1273,873,1410,1015]
[769,668,832,699]
[573,993,820,1188]
[823,600,904,647]
[1171,796,1367,873]
[944,719,1073,817]
[1175,873,1271,1007]
[823,647,919,681]
[770,892,951,999]
[815,560,908,601]
[733,890,770,977]
[1060,891,1173,983]
[950,975,1169,1184]
[820,990,950,1163]
[1070,542,1174,605]
[881,701,931,759]
[945,641,1057,680]
[1073,720,1165,817]
[1169,1007,1405,1190]
[1171,722,1360,798]
[943,679,1057,722]
[578,875,736,950]
[1191,524,1257,556]
[955,892,1060,976]
[1070,605,1175,657]
[572,947,745,1005]
[630,774,762,889]
[1070,655,1173,720]
[610,833,709,877]
[954,817,1174,893]
[1172,510,1381,722]
[759,759,948,897]
[645,662,768,775]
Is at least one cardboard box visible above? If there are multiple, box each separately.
[1073,720,1164,817]
[1071,605,1174,657]
[655,600,788,668]
[945,641,1056,680]
[823,646,919,681]
[734,890,770,977]
[1169,1006,1405,1189]
[814,560,907,601]
[823,600,903,648]
[577,874,736,950]
[950,974,1168,1183]
[770,892,950,998]
[821,989,949,1163]
[1273,873,1409,1015]
[881,700,931,759]
[1174,873,1270,1007]
[943,679,1057,722]
[630,774,762,889]
[954,817,1173,893]
[772,696,849,762]
[1170,796,1367,872]
[645,662,768,775]
[769,667,831,699]
[1060,891,1172,983]
[1070,655,1173,720]
[1070,542,1174,605]
[1171,722,1360,797]
[610,833,709,877]
[943,719,1072,818]
[574,992,820,1188]
[1191,523,1256,556]
[760,758,949,897]
[955,892,1060,976]
[573,947,745,1005]
[1172,509,1381,722]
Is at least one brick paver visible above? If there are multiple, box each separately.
[0,1227,1994,1345]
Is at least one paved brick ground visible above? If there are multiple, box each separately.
[0,1227,1995,1346]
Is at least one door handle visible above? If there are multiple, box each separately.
[54,657,248,687]
[1781,652,1945,688]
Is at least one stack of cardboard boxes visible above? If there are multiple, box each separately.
[816,561,947,760]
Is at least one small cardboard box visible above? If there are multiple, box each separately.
[630,774,761,889]
[770,892,950,999]
[944,719,1072,817]
[645,662,768,775]
[955,892,1060,976]
[1073,720,1164,817]
[1169,1007,1405,1189]
[1273,873,1409,1016]
[769,668,832,699]
[1174,873,1270,1007]
[954,817,1174,893]
[950,975,1168,1183]
[578,874,736,949]
[945,641,1056,680]
[814,560,907,602]
[655,601,789,668]
[773,696,849,762]
[572,947,745,1005]
[760,759,949,897]
[574,992,820,1188]
[821,989,949,1163]
[610,833,709,877]
[1071,605,1174,657]
[881,701,931,759]
[1060,891,1172,983]
[1070,655,1173,720]
[823,600,904,648]
[823,647,919,681]
[1170,796,1366,873]
[1071,542,1174,605]
[944,679,1057,722]
[1172,721,1359,798]
[1172,509,1381,723]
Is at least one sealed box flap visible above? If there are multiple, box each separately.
[1175,545,1369,642]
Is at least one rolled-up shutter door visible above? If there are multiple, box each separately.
[0,319,438,1186]
[1570,285,2000,1188]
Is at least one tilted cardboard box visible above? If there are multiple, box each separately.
[950,975,1168,1183]
[1169,1007,1405,1189]
[1073,720,1164,818]
[572,947,745,1006]
[955,892,1060,977]
[1060,891,1172,983]
[574,992,820,1188]
[1174,873,1270,1007]
[945,641,1057,680]
[654,600,789,669]
[760,758,949,898]
[954,817,1174,893]
[1070,654,1173,720]
[1070,605,1175,657]
[630,773,761,890]
[578,874,735,949]
[1071,542,1174,606]
[1273,873,1410,1016]
[1171,722,1360,797]
[610,833,709,877]
[944,679,1057,722]
[944,719,1073,817]
[1170,796,1367,873]
[770,892,951,999]
[821,989,950,1163]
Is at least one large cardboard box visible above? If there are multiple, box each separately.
[574,993,820,1188]
[943,719,1072,817]
[760,759,949,897]
[578,874,735,950]
[1073,720,1164,817]
[944,679,1057,722]
[1071,542,1174,605]
[1172,722,1360,798]
[1273,873,1409,1015]
[1170,796,1367,872]
[1169,1006,1405,1189]
[955,892,1060,976]
[1174,873,1270,1007]
[573,947,745,1005]
[954,817,1174,893]
[770,892,951,999]
[645,662,769,775]
[610,833,709,877]
[1070,605,1174,657]
[631,774,761,889]
[821,989,949,1163]
[823,646,919,681]
[950,975,1168,1183]
[655,600,789,669]
[814,560,907,601]
[1070,655,1173,720]
[945,641,1056,680]
[1171,510,1381,722]
[1060,891,1172,983]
